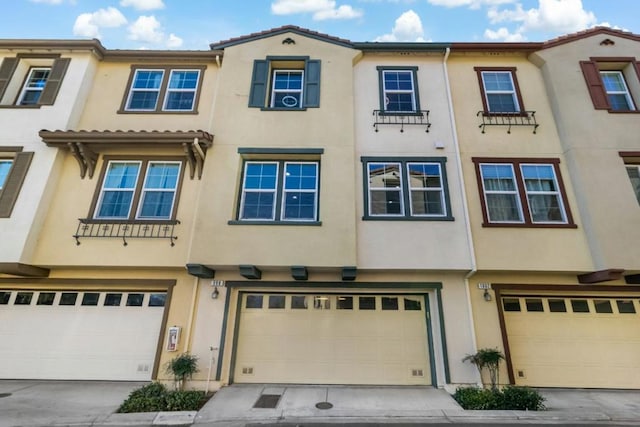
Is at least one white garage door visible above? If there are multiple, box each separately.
[503,295,640,389]
[234,293,432,385]
[0,289,166,381]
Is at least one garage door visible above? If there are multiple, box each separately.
[0,289,166,381]
[234,293,431,385]
[503,295,640,388]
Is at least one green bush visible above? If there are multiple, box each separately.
[453,386,545,411]
[118,382,209,413]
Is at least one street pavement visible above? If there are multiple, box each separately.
[1,381,639,426]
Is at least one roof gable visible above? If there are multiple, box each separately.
[209,25,353,50]
[542,26,640,49]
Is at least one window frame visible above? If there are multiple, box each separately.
[619,152,640,205]
[473,157,576,228]
[600,70,636,111]
[0,147,33,218]
[89,156,185,222]
[376,66,421,114]
[0,159,13,190]
[580,57,640,113]
[120,65,205,114]
[362,156,453,221]
[474,67,526,116]
[17,66,51,106]
[269,69,304,109]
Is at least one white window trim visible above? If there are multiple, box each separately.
[479,163,524,223]
[382,70,416,112]
[601,71,636,111]
[281,161,319,222]
[0,159,13,190]
[162,69,201,112]
[406,162,446,217]
[270,70,304,109]
[367,162,405,217]
[520,163,567,224]
[481,71,520,113]
[95,161,142,220]
[240,161,279,221]
[17,67,51,106]
[135,161,182,220]
[125,69,165,111]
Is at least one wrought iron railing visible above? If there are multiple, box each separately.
[477,111,539,134]
[373,110,431,133]
[73,219,180,246]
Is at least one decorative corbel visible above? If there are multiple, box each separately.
[183,137,208,180]
[67,142,97,179]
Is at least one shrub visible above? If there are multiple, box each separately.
[501,385,546,411]
[165,353,199,390]
[453,386,500,410]
[453,386,545,411]
[164,390,206,411]
[118,382,210,413]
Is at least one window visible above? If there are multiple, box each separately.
[238,160,319,222]
[59,292,78,306]
[0,148,33,218]
[248,57,321,109]
[475,67,525,114]
[625,165,640,205]
[0,291,10,304]
[37,292,55,305]
[0,55,69,107]
[15,292,33,305]
[377,67,419,113]
[580,57,639,112]
[474,158,575,227]
[148,293,166,307]
[104,293,122,306]
[122,66,204,113]
[81,293,100,306]
[126,293,144,307]
[362,157,452,220]
[93,158,183,221]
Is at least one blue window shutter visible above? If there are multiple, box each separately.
[303,60,321,108]
[248,60,268,108]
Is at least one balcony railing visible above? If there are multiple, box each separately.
[73,219,180,246]
[373,110,431,133]
[477,111,539,134]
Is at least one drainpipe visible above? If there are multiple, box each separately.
[442,47,481,383]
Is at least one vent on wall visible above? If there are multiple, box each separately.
[517,370,526,379]
[242,367,254,375]
[411,368,424,377]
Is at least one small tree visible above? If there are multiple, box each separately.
[165,353,199,390]
[463,348,504,391]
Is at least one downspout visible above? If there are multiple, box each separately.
[442,48,480,371]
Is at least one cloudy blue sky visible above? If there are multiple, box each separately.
[2,0,638,49]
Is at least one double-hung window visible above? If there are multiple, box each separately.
[475,67,524,114]
[474,158,574,227]
[362,157,452,220]
[600,71,635,111]
[271,70,304,108]
[122,66,204,113]
[0,159,12,190]
[0,148,33,218]
[238,160,319,222]
[0,55,70,107]
[94,159,182,220]
[377,67,419,113]
[626,165,640,205]
[18,67,51,105]
[580,58,639,112]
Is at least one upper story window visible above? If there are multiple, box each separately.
[120,66,204,113]
[377,67,420,113]
[248,57,321,110]
[475,67,525,114]
[92,158,183,221]
[619,152,640,205]
[473,158,575,228]
[362,157,453,221]
[580,57,640,113]
[0,55,69,107]
[0,147,33,218]
[0,159,12,189]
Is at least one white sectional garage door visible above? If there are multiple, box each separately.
[234,293,431,385]
[502,294,640,389]
[0,289,166,381]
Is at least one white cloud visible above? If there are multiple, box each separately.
[375,10,427,42]
[488,0,597,33]
[119,0,165,10]
[484,27,525,41]
[73,7,127,38]
[271,0,363,20]
[428,0,516,9]
[128,15,164,44]
[166,33,183,48]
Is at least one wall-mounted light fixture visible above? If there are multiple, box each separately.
[211,288,219,299]
[483,289,492,302]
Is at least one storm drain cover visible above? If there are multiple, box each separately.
[0,393,11,398]
[315,401,333,410]
[253,394,281,408]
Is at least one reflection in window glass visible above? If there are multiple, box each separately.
[594,300,613,314]
[617,300,636,314]
[82,292,100,306]
[404,298,422,311]
[15,292,33,305]
[291,295,308,309]
[149,293,166,307]
[502,298,521,312]
[0,291,11,304]
[571,299,589,313]
[37,292,55,305]
[59,292,78,306]
[104,293,122,306]
[126,293,144,307]
[314,296,330,310]
[359,296,375,310]
[525,299,544,312]
[268,295,285,309]
[381,297,399,310]
[337,296,353,310]
[548,299,567,312]
[246,295,263,309]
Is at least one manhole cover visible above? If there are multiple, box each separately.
[0,393,11,398]
[315,401,333,410]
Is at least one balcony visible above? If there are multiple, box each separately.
[477,111,539,134]
[373,110,431,133]
[73,219,179,246]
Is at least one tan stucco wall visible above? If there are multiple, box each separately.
[533,34,640,271]
[447,53,593,272]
